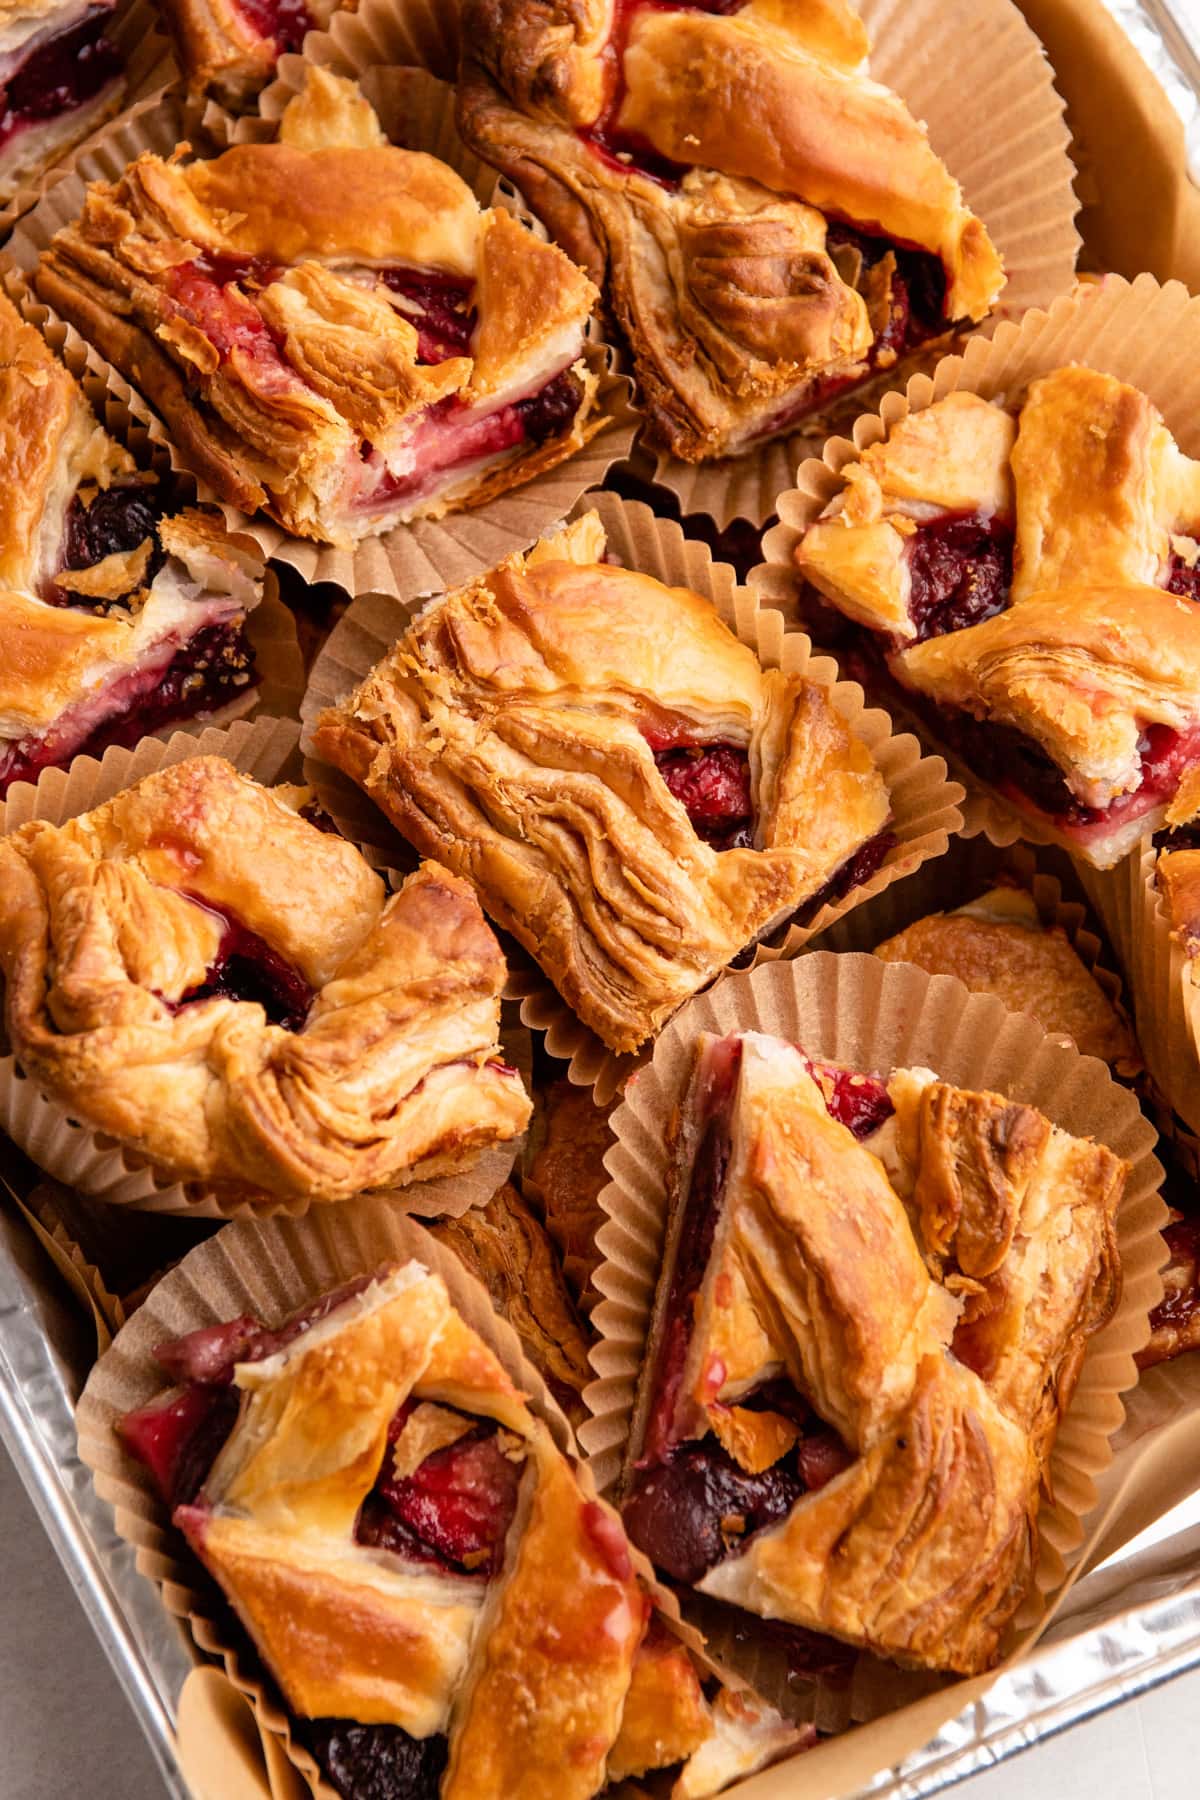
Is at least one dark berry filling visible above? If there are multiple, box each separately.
[158,893,314,1029]
[1166,549,1200,604]
[0,6,120,150]
[0,619,257,798]
[513,367,585,446]
[228,0,313,55]
[648,737,754,849]
[380,269,476,364]
[52,481,168,609]
[307,1720,447,1800]
[904,511,1014,644]
[1148,1216,1200,1337]
[815,1063,894,1140]
[623,1444,804,1584]
[355,1403,522,1576]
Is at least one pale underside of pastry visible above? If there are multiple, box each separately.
[312,511,892,1053]
[0,287,263,795]
[35,68,603,547]
[456,0,1004,461]
[874,883,1140,1073]
[624,1031,1124,1675]
[0,756,531,1201]
[126,1260,808,1798]
[797,367,1200,867]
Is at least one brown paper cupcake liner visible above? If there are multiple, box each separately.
[756,273,1200,861]
[298,491,965,1104]
[77,1199,752,1800]
[580,953,1166,1734]
[0,0,175,234]
[640,0,1080,527]
[0,717,520,1220]
[6,74,639,607]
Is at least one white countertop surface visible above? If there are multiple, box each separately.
[3,1441,1198,1800]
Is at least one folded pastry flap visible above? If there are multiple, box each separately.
[1106,829,1200,1140]
[0,717,517,1219]
[8,81,637,607]
[582,954,1166,1728]
[75,1201,682,1800]
[631,0,1078,526]
[758,273,1200,857]
[300,492,962,1103]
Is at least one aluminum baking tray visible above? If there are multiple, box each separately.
[5,4,1200,1794]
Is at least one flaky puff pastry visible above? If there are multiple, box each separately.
[153,0,339,109]
[312,512,891,1054]
[0,757,530,1202]
[798,367,1200,866]
[635,1033,1123,1674]
[171,1261,805,1797]
[0,289,260,786]
[874,885,1140,1074]
[35,69,601,547]
[457,0,1003,461]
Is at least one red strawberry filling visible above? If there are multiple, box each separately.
[0,6,121,152]
[904,511,1014,643]
[359,1409,523,1575]
[645,733,754,849]
[228,0,312,54]
[380,269,476,364]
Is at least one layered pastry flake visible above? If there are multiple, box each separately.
[0,757,531,1201]
[0,0,124,202]
[155,0,336,109]
[119,1259,810,1798]
[622,1032,1124,1674]
[797,366,1200,866]
[35,69,603,546]
[457,0,1004,462]
[526,1077,616,1307]
[311,512,893,1053]
[874,883,1140,1074]
[0,290,261,796]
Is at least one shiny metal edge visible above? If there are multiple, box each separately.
[1,7,1200,1796]
[0,1205,193,1800]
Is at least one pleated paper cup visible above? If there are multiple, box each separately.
[76,1199,753,1800]
[756,273,1200,864]
[581,953,1167,1734]
[0,717,520,1220]
[0,0,175,233]
[7,73,638,607]
[299,491,965,1104]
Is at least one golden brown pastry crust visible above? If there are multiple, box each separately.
[457,0,1003,461]
[0,756,530,1201]
[170,1260,805,1793]
[34,70,601,547]
[526,1077,615,1305]
[797,367,1200,864]
[311,512,891,1053]
[874,885,1140,1073]
[428,1181,593,1427]
[633,1033,1124,1675]
[0,289,260,762]
[152,0,340,108]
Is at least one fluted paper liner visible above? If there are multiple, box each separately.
[299,492,964,1103]
[581,953,1167,1744]
[757,273,1200,863]
[6,72,638,607]
[77,1200,745,1800]
[0,0,175,233]
[0,717,520,1220]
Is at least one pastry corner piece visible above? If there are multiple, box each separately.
[0,756,530,1202]
[873,882,1141,1076]
[118,1257,811,1798]
[0,0,126,203]
[311,509,893,1053]
[621,1032,1125,1675]
[795,365,1200,867]
[0,287,262,796]
[154,0,338,109]
[457,0,1003,462]
[34,67,603,547]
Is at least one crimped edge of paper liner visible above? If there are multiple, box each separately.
[297,490,965,1105]
[0,0,176,234]
[633,0,1079,528]
[754,271,1200,858]
[0,716,519,1220]
[5,73,640,607]
[579,953,1166,1734]
[76,1200,758,1800]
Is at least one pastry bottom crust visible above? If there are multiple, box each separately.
[0,75,124,203]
